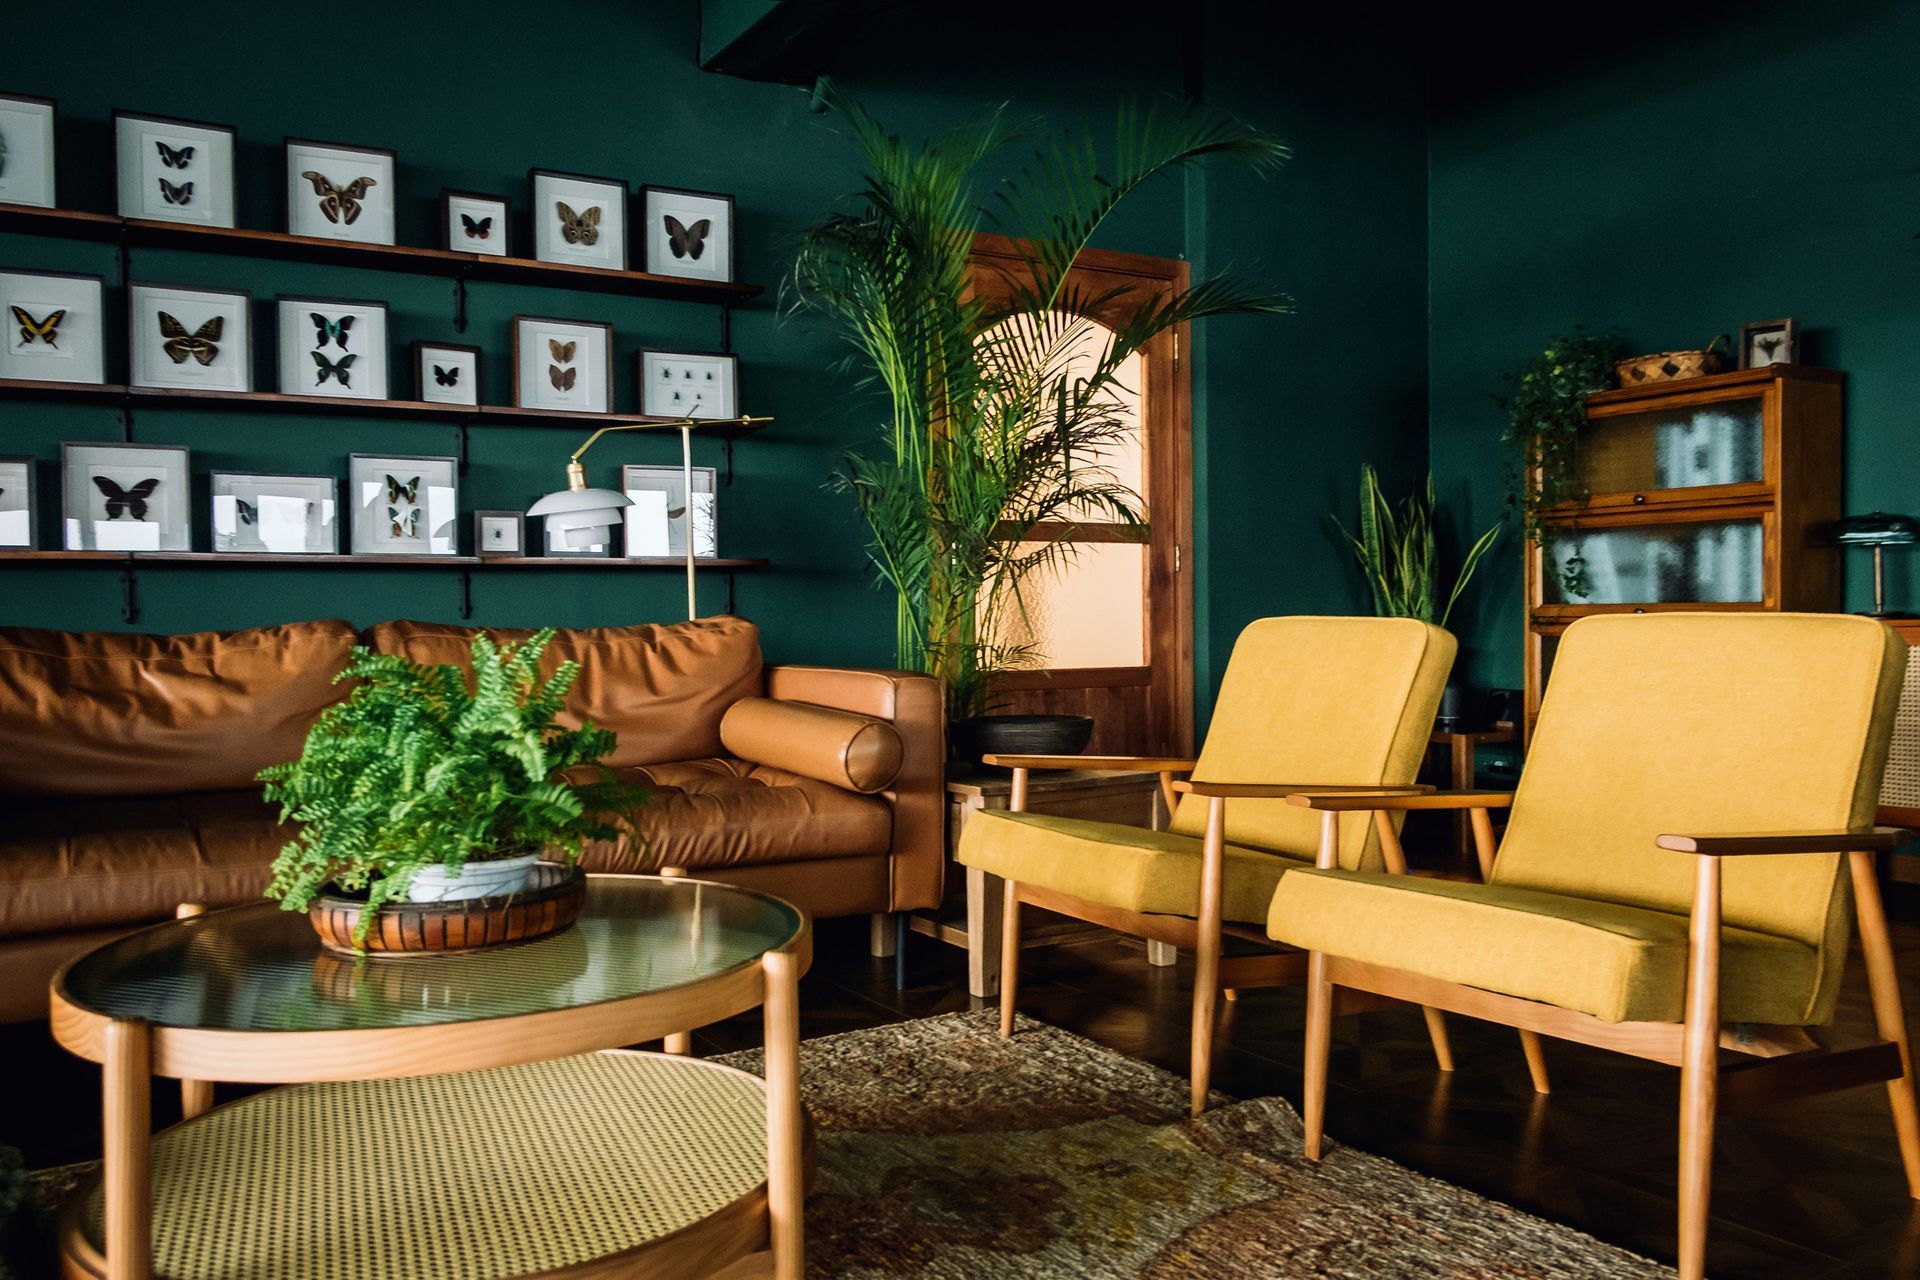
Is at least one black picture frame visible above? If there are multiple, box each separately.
[639,184,736,282]
[511,314,615,413]
[1737,318,1799,370]
[111,108,239,227]
[276,294,392,400]
[0,268,109,385]
[441,188,510,255]
[0,453,39,549]
[126,281,254,393]
[284,136,399,242]
[60,440,192,551]
[636,348,740,419]
[412,340,483,405]
[208,470,340,555]
[0,91,59,209]
[472,509,525,558]
[528,168,631,271]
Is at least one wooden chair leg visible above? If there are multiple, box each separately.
[1303,950,1333,1161]
[999,879,1021,1037]
[1421,1007,1455,1072]
[1520,1031,1551,1094]
[1851,850,1920,1198]
[1191,797,1226,1118]
[1375,810,1458,1075]
[1677,856,1722,1280]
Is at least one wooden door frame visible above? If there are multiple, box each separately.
[968,233,1196,755]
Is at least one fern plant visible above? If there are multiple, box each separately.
[259,629,645,942]
[1333,464,1501,629]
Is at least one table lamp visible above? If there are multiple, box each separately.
[528,415,772,620]
[1821,511,1919,618]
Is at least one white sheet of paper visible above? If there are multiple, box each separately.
[319,498,336,527]
[427,485,455,554]
[625,489,670,556]
[212,495,238,537]
[690,492,717,557]
[0,510,28,545]
[96,520,160,550]
[64,517,80,549]
[258,494,310,553]
[359,479,383,511]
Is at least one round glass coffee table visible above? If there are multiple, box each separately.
[49,874,810,1280]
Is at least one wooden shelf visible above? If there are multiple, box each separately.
[0,551,769,569]
[0,378,771,437]
[0,203,762,305]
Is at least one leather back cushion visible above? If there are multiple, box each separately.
[0,620,359,797]
[363,616,764,768]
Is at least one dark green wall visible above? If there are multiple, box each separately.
[1429,4,1920,686]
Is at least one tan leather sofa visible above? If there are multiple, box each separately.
[0,615,942,1022]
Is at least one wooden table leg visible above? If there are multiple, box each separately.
[103,1017,153,1280]
[173,903,215,1118]
[965,866,1004,1000]
[762,947,804,1280]
[1450,735,1475,864]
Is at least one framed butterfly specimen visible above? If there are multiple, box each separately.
[113,111,236,227]
[347,454,458,556]
[61,441,190,551]
[277,296,389,400]
[622,464,718,560]
[0,93,56,209]
[638,349,739,420]
[441,189,510,258]
[413,341,482,407]
[210,471,337,554]
[529,169,629,271]
[128,283,253,392]
[284,138,397,245]
[0,455,38,549]
[472,510,524,558]
[512,315,612,414]
[1737,317,1799,369]
[641,186,734,283]
[0,270,105,385]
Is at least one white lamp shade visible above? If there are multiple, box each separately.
[527,487,631,517]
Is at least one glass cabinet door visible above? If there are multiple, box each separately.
[1542,518,1766,605]
[1573,398,1765,502]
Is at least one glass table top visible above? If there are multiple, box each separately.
[58,876,803,1033]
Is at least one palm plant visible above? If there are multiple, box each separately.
[792,83,1290,721]
[1333,465,1502,629]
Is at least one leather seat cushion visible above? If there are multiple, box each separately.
[0,789,290,935]
[956,810,1304,924]
[583,758,892,872]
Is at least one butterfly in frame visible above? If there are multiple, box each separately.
[547,339,576,364]
[388,505,420,539]
[235,498,257,526]
[386,474,420,505]
[310,313,354,349]
[158,178,193,206]
[460,213,492,240]
[157,312,223,366]
[93,476,159,521]
[549,364,577,393]
[556,202,601,246]
[433,364,460,387]
[663,215,710,261]
[311,350,356,386]
[11,306,64,349]
[300,172,376,225]
[154,141,194,169]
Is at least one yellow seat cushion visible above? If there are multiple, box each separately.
[957,810,1304,924]
[1268,868,1821,1025]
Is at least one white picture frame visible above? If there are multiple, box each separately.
[513,315,612,414]
[62,441,190,552]
[278,296,390,400]
[413,341,480,406]
[442,189,508,257]
[0,454,37,548]
[623,464,717,559]
[640,186,734,283]
[530,169,629,271]
[113,111,236,228]
[286,138,397,245]
[128,283,252,393]
[0,92,57,208]
[210,471,338,554]
[0,269,106,385]
[638,349,738,419]
[347,453,458,556]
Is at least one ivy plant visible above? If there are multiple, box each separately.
[259,629,645,941]
[1499,330,1619,538]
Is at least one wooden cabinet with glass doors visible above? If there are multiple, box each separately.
[1524,365,1843,735]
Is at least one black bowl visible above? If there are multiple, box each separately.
[949,714,1095,768]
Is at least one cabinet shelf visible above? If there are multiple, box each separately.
[0,203,762,305]
[0,550,769,570]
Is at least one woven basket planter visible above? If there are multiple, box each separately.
[309,861,586,956]
[1615,335,1730,385]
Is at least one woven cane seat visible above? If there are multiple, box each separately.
[71,1051,772,1280]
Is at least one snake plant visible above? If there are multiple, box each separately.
[1334,465,1501,629]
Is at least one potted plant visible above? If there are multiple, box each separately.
[792,84,1289,756]
[259,629,645,946]
[1499,330,1619,539]
[1332,464,1501,629]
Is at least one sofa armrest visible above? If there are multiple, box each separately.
[763,666,945,913]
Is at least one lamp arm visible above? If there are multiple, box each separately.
[568,416,772,465]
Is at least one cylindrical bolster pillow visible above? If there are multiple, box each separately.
[720,697,904,794]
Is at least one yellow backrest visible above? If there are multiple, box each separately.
[1169,616,1456,868]
[1495,614,1905,967]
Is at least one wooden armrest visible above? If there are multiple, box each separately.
[1655,828,1905,856]
[1175,781,1435,799]
[1286,789,1515,812]
[984,754,1197,772]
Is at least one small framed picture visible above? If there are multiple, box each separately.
[413,341,481,406]
[128,283,252,393]
[286,138,397,245]
[622,464,717,559]
[278,296,390,400]
[0,269,106,385]
[0,455,38,548]
[210,471,338,555]
[530,170,629,271]
[113,111,236,228]
[0,92,57,208]
[513,315,612,413]
[638,349,738,419]
[1738,318,1798,369]
[442,189,509,257]
[641,186,734,283]
[347,453,458,556]
[472,510,525,557]
[62,441,190,552]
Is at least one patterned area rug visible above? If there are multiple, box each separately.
[718,1010,1671,1278]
